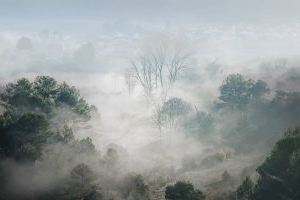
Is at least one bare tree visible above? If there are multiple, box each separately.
[150,47,166,89]
[130,55,155,97]
[167,50,191,84]
[153,104,164,143]
[125,68,136,94]
[128,40,192,99]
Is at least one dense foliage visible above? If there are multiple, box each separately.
[0,76,93,118]
[0,76,93,161]
[0,76,98,199]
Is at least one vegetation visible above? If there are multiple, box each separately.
[0,76,98,199]
[251,127,300,200]
[121,173,150,200]
[165,181,205,200]
[0,76,94,161]
[236,177,254,200]
[1,73,300,200]
[218,73,269,110]
[156,97,192,130]
[232,126,300,200]
[128,41,191,98]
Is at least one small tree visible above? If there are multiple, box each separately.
[158,97,192,129]
[237,177,254,200]
[219,74,252,109]
[64,163,102,200]
[121,173,150,200]
[165,181,205,200]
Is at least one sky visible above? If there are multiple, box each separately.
[1,0,300,25]
[1,0,300,75]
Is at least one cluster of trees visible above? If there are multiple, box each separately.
[165,73,300,153]
[0,76,94,162]
[216,73,300,151]
[1,76,93,118]
[153,73,270,136]
[0,76,101,199]
[218,74,269,110]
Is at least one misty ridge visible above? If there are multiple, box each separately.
[0,16,300,200]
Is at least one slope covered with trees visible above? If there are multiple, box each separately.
[236,126,300,200]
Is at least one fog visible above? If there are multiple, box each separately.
[1,1,300,199]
